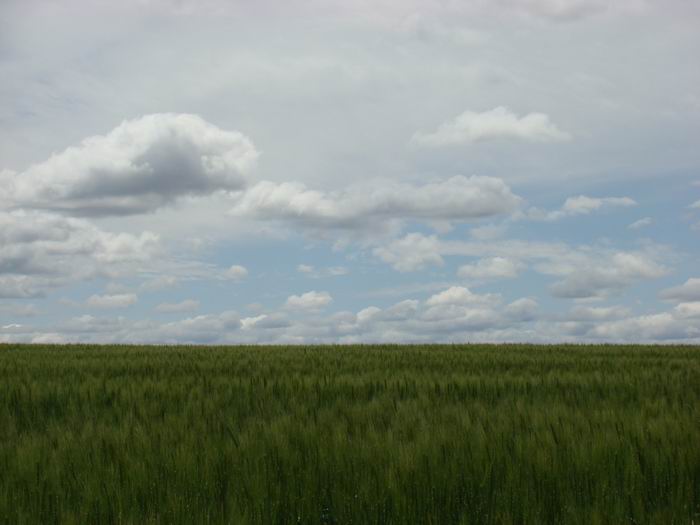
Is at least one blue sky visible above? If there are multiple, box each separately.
[1,0,699,343]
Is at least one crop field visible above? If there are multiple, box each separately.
[0,344,698,524]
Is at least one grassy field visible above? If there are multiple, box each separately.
[0,344,698,524]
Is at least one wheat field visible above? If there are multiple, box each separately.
[0,343,698,524]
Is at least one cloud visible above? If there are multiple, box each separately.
[373,233,443,272]
[87,293,138,309]
[240,314,268,330]
[285,290,333,310]
[547,252,667,299]
[4,289,699,344]
[375,232,669,297]
[229,175,521,233]
[457,257,521,280]
[153,311,241,343]
[673,302,700,319]
[660,278,700,302]
[1,114,258,217]
[560,195,637,215]
[0,210,160,298]
[140,275,178,292]
[525,195,638,221]
[426,286,500,307]
[628,217,652,229]
[504,298,538,322]
[297,264,349,277]
[225,265,249,280]
[495,0,609,20]
[690,200,700,209]
[589,313,696,341]
[297,264,314,274]
[411,106,571,147]
[155,299,200,313]
[0,303,39,317]
[566,305,631,321]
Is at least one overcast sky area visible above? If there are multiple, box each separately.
[1,0,700,344]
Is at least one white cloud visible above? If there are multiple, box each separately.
[87,293,138,309]
[375,233,669,297]
[285,290,333,310]
[426,286,499,307]
[297,264,314,274]
[674,302,700,318]
[411,106,570,147]
[373,233,443,272]
[546,251,667,299]
[526,195,637,221]
[589,313,697,341]
[689,200,700,209]
[229,175,521,233]
[0,210,160,298]
[1,114,257,217]
[240,314,268,330]
[297,264,349,278]
[660,278,700,302]
[628,217,652,229]
[561,195,637,215]
[457,257,521,280]
[225,265,248,280]
[155,299,200,313]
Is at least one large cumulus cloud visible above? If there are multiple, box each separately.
[1,113,258,217]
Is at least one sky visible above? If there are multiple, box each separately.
[1,0,700,344]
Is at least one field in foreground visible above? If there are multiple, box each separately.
[0,344,698,524]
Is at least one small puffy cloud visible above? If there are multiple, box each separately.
[225,265,248,280]
[561,196,637,215]
[285,290,333,310]
[297,264,349,278]
[426,286,499,307]
[86,293,138,309]
[457,257,521,280]
[411,106,570,147]
[155,299,200,313]
[660,278,700,302]
[628,217,652,229]
[373,233,443,272]
[230,175,521,233]
[2,114,257,217]
[690,200,700,209]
